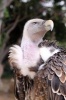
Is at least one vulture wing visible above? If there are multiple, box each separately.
[33,41,66,100]
[47,49,66,100]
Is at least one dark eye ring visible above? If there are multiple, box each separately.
[33,22,37,24]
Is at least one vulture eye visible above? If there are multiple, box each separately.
[33,22,37,24]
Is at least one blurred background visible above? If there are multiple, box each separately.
[0,0,66,100]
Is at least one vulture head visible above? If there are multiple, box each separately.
[22,18,54,44]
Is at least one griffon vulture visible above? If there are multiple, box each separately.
[9,19,66,100]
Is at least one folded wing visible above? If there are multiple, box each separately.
[38,41,66,100]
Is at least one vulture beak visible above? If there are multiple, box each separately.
[34,20,54,43]
[43,20,54,31]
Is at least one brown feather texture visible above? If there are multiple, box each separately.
[38,40,66,100]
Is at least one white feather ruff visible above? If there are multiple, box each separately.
[9,45,23,68]
[39,46,60,62]
[9,45,38,79]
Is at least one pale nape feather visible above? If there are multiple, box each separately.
[39,46,60,62]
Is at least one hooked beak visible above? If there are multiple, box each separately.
[42,20,54,31]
